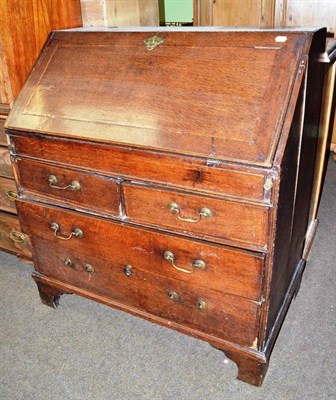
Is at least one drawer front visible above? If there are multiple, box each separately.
[17,201,264,301]
[33,237,260,348]
[0,211,31,258]
[0,118,7,145]
[10,134,268,202]
[0,176,17,214]
[14,158,120,215]
[0,147,13,178]
[123,184,269,249]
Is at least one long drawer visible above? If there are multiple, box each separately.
[32,237,261,348]
[123,183,269,248]
[11,134,270,203]
[14,158,120,216]
[0,211,31,258]
[0,147,13,178]
[0,176,17,214]
[17,200,264,301]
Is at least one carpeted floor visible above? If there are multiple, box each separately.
[0,155,335,400]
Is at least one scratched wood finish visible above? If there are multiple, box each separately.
[11,134,268,203]
[15,158,120,216]
[0,147,13,178]
[123,184,269,249]
[0,176,17,214]
[7,31,308,166]
[0,211,31,258]
[17,200,264,301]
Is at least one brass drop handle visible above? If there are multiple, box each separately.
[163,250,206,274]
[6,191,18,201]
[50,222,83,240]
[9,231,25,243]
[48,175,81,191]
[168,202,212,223]
[63,259,94,274]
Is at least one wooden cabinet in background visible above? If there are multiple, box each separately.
[194,0,335,34]
[0,0,82,260]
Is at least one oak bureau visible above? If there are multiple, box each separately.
[5,28,326,386]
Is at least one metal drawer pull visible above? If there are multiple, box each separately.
[168,202,212,223]
[84,264,94,274]
[167,291,180,302]
[63,259,94,274]
[50,222,83,240]
[196,300,207,310]
[163,250,206,274]
[6,191,18,201]
[123,265,133,277]
[48,175,81,191]
[9,231,25,243]
[64,258,73,267]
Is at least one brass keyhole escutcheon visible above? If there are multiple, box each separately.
[144,34,164,51]
[123,265,133,277]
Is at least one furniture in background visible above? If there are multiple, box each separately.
[193,0,336,34]
[307,38,336,235]
[0,0,82,259]
[6,28,326,386]
[80,0,159,27]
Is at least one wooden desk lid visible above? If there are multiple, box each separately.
[6,30,317,166]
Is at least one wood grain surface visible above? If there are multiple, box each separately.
[17,200,264,301]
[6,30,309,166]
[15,158,120,216]
[123,183,269,248]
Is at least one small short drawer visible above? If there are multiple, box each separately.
[17,201,265,301]
[123,184,269,250]
[14,159,120,216]
[0,147,13,178]
[0,118,7,145]
[0,176,18,214]
[33,237,261,348]
[0,211,32,258]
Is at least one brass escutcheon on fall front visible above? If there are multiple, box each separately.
[144,34,164,51]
